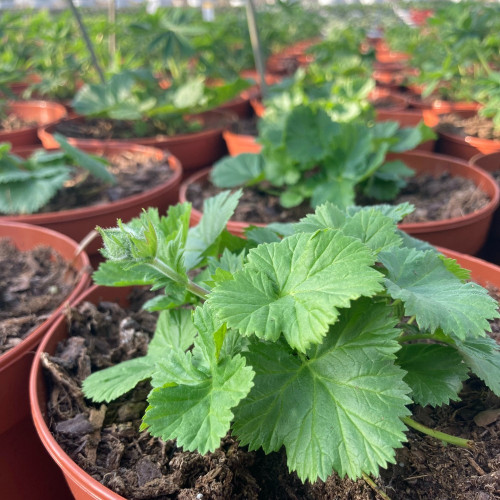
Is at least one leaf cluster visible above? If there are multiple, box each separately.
[84,194,500,483]
[0,134,114,214]
[71,69,250,134]
[211,104,434,209]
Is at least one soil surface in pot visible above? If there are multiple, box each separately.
[230,116,259,136]
[1,113,38,132]
[186,173,491,225]
[438,113,500,141]
[0,239,78,355]
[0,151,175,215]
[54,114,231,141]
[43,288,500,499]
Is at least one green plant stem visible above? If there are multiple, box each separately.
[398,333,451,344]
[150,258,210,299]
[361,473,392,500]
[402,417,474,449]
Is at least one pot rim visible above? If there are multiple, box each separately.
[1,144,182,224]
[0,221,91,371]
[180,151,500,235]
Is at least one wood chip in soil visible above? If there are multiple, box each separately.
[43,287,500,500]
[1,113,38,131]
[0,238,78,355]
[186,172,491,225]
[438,113,500,141]
[0,151,175,215]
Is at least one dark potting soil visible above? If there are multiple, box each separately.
[43,287,500,500]
[54,117,201,140]
[230,116,259,136]
[0,239,78,355]
[438,113,500,141]
[0,113,38,131]
[53,112,233,141]
[186,173,491,226]
[0,151,175,215]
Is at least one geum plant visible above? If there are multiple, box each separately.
[210,104,435,209]
[0,134,114,214]
[72,69,249,137]
[83,190,500,487]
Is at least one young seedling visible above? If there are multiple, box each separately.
[83,193,500,489]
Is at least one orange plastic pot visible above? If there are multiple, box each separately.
[38,110,235,174]
[180,152,500,252]
[375,50,410,65]
[223,129,261,156]
[30,285,131,500]
[405,94,481,116]
[250,98,266,118]
[1,143,182,257]
[0,221,90,499]
[393,151,500,254]
[437,128,500,161]
[369,88,408,112]
[469,152,500,264]
[0,100,67,148]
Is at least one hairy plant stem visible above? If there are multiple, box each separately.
[402,417,474,449]
[362,473,392,500]
[150,258,210,299]
[399,333,452,345]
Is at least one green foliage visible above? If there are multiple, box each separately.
[211,105,433,210]
[83,197,500,483]
[0,137,114,214]
[72,70,249,136]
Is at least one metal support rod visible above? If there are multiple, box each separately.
[108,0,116,59]
[245,0,268,99]
[66,0,106,84]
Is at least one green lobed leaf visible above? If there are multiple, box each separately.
[82,357,154,403]
[142,303,254,454]
[210,153,264,188]
[396,343,469,406]
[209,229,384,352]
[233,299,411,481]
[184,189,242,270]
[0,166,69,214]
[380,248,499,339]
[452,335,500,395]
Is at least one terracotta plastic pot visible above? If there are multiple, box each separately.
[180,152,500,252]
[37,110,235,174]
[250,98,266,118]
[469,152,500,264]
[223,129,261,156]
[1,221,90,499]
[405,94,481,116]
[1,143,182,257]
[0,100,67,148]
[375,50,410,65]
[369,88,408,112]
[393,151,500,254]
[437,127,500,161]
[30,285,131,500]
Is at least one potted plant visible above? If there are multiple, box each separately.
[0,134,182,258]
[1,220,90,499]
[37,70,246,174]
[30,196,500,498]
[0,100,67,148]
